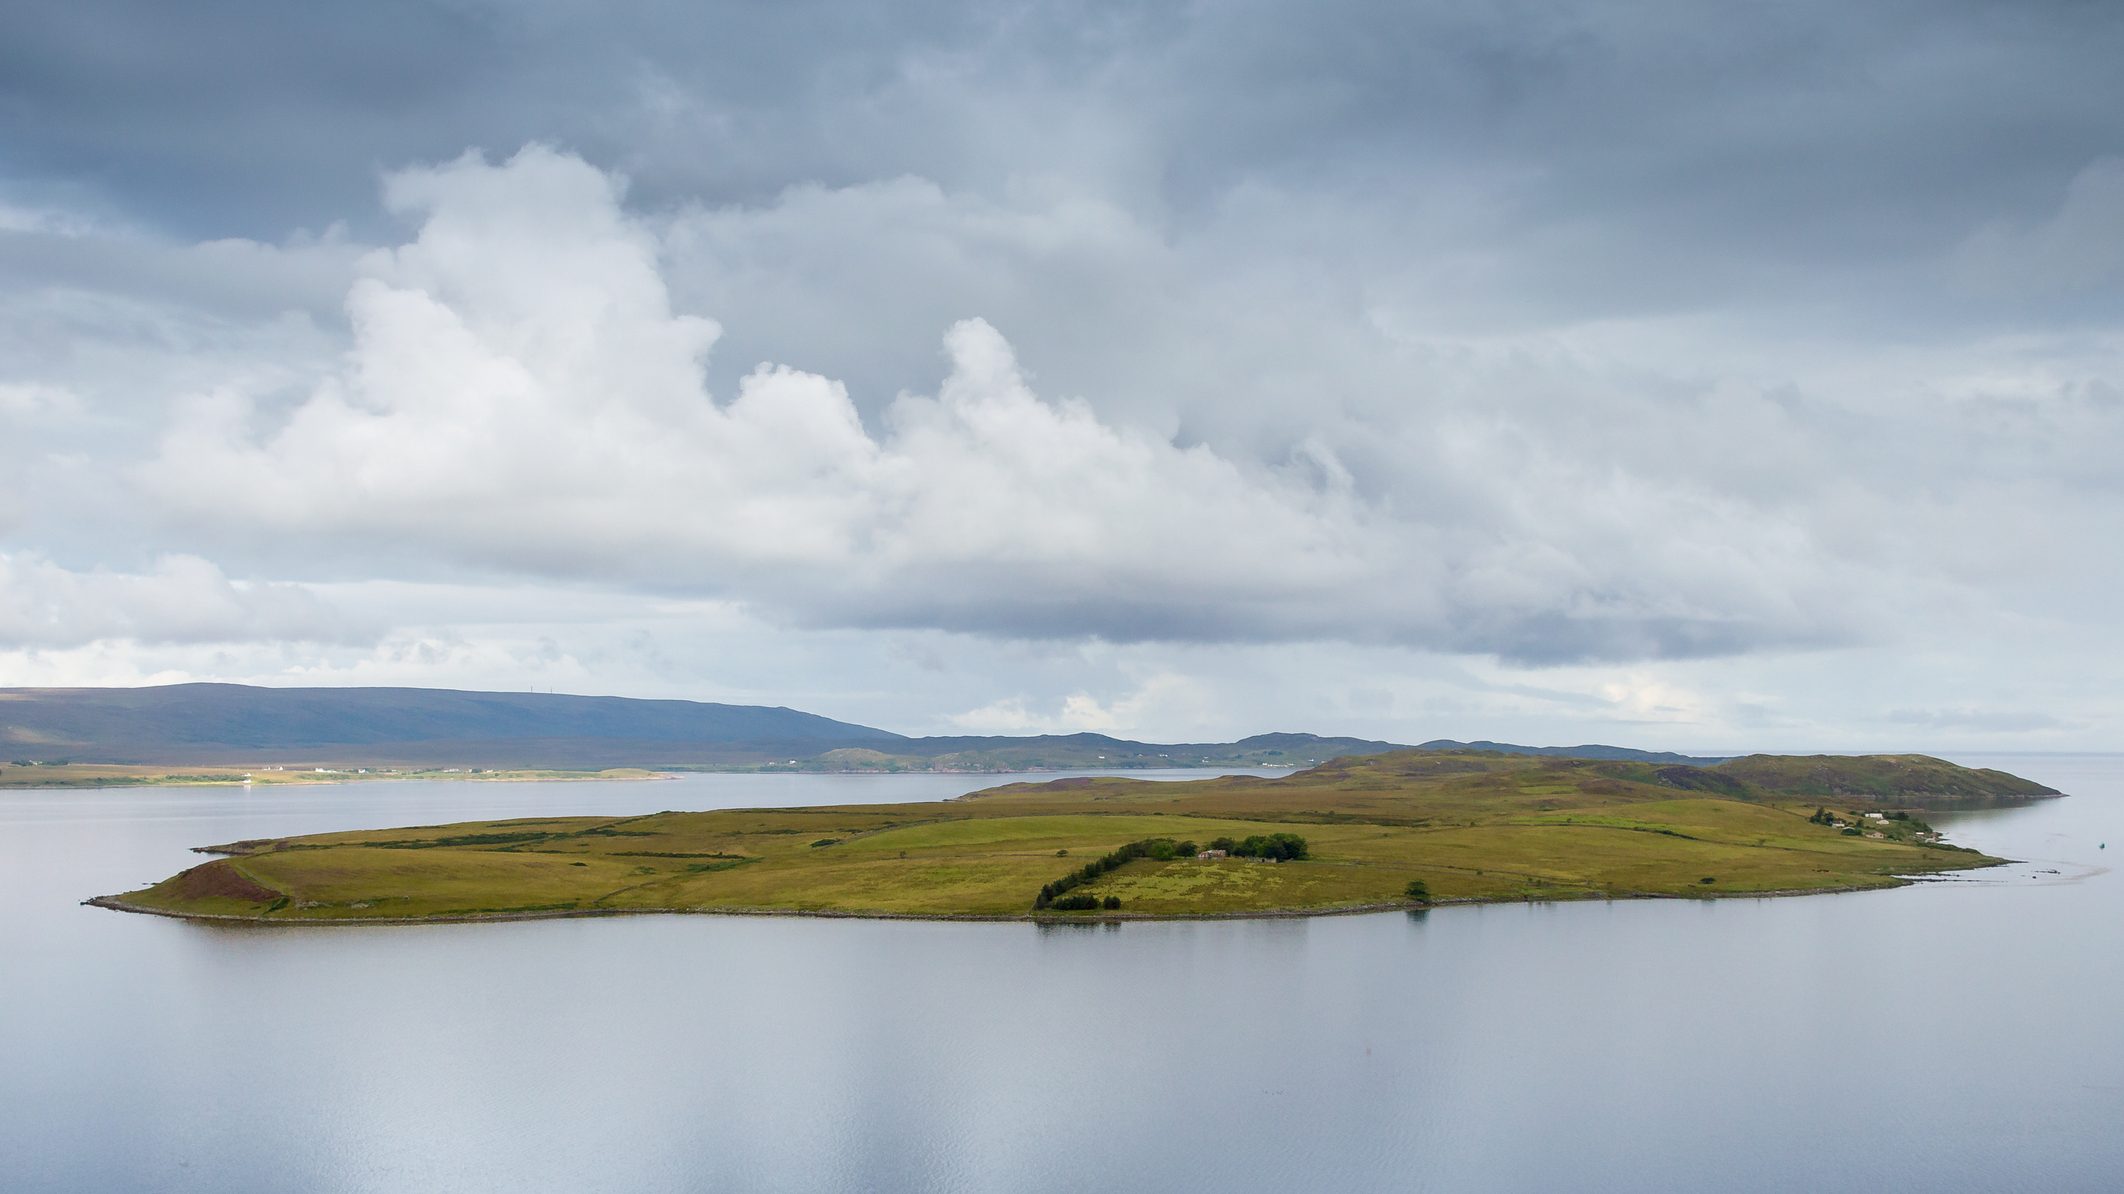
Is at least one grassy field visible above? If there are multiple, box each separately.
[95,750,2028,924]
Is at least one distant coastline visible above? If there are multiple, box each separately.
[0,763,670,790]
[1,682,1718,781]
[86,867,2006,929]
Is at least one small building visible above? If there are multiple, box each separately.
[1197,849,1228,860]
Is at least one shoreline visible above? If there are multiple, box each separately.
[1,768,679,791]
[3,763,1306,790]
[10,768,2068,811]
[2,765,1249,791]
[82,863,2002,929]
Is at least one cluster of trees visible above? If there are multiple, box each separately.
[1033,833,1315,911]
[1811,806,1925,836]
[1035,837,1198,909]
[1045,894,1124,911]
[1206,833,1310,861]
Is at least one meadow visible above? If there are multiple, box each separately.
[97,751,2027,923]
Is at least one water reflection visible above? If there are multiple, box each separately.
[2,758,2120,1193]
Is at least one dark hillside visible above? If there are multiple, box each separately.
[1418,739,1720,765]
[1714,753,2060,808]
[0,683,1751,773]
[0,684,901,765]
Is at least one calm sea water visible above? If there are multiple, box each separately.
[2,757,2119,1193]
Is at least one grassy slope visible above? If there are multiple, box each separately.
[99,751,2030,923]
[1714,754,2059,805]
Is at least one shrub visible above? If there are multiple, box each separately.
[1034,836,1194,907]
[1102,895,1121,910]
[1404,879,1431,903]
[1047,894,1100,911]
[1232,832,1308,861]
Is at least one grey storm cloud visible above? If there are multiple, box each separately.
[8,1,2123,266]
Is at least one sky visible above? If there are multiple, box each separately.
[2,0,2120,752]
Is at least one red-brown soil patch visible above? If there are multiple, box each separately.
[166,860,282,904]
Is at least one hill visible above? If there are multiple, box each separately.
[1716,754,2060,808]
[93,748,2041,924]
[0,684,900,767]
[1417,739,1715,764]
[0,684,1714,776]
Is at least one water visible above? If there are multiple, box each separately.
[2,758,2119,1192]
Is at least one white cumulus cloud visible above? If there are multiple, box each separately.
[140,147,1390,641]
[135,145,1927,662]
[0,553,361,649]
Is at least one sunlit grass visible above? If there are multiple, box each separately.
[105,752,2008,923]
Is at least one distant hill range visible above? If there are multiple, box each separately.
[0,684,1722,772]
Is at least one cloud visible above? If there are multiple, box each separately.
[0,382,81,421]
[1953,158,2124,300]
[945,672,1216,737]
[1597,674,1710,725]
[0,553,364,649]
[15,1,2124,280]
[3,6,2121,748]
[1882,707,2073,734]
[144,149,1354,613]
[144,148,1373,637]
[137,146,1912,663]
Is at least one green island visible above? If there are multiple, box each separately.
[91,751,2056,924]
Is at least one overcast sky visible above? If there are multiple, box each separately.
[3,0,2120,751]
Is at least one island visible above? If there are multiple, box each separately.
[89,750,2056,924]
